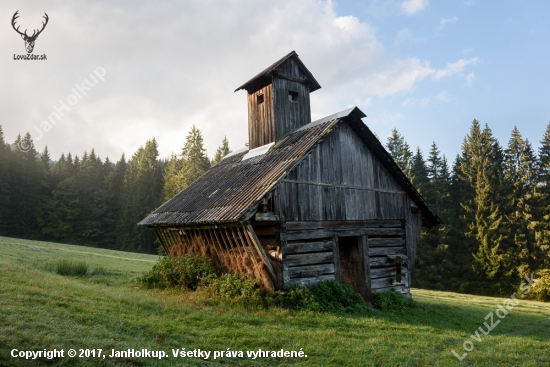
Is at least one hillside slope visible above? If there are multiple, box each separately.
[0,236,548,366]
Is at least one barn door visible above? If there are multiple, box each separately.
[335,236,371,301]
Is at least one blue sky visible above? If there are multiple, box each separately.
[333,0,550,160]
[1,0,549,163]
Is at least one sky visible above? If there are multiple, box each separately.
[2,0,549,164]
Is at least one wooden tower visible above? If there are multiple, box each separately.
[235,51,321,150]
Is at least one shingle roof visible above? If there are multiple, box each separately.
[234,51,321,94]
[138,107,442,228]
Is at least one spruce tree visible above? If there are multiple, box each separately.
[410,147,429,195]
[179,125,211,187]
[534,123,550,271]
[163,153,184,201]
[117,139,164,253]
[504,127,538,277]
[0,126,12,235]
[386,128,413,177]
[9,132,44,238]
[212,136,231,166]
[460,120,509,293]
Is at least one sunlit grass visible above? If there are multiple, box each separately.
[0,236,548,366]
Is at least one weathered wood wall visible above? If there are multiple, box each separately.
[248,84,275,150]
[273,121,411,221]
[272,121,423,294]
[279,220,411,294]
[247,57,311,150]
[272,78,310,141]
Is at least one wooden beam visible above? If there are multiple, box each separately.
[285,240,333,255]
[362,235,370,289]
[332,235,341,282]
[288,263,335,279]
[285,220,403,232]
[279,179,407,194]
[245,223,277,286]
[368,238,406,247]
[284,252,334,267]
[369,246,406,256]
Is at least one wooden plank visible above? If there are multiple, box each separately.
[366,228,404,236]
[368,238,406,247]
[369,256,390,267]
[288,263,335,279]
[287,274,335,287]
[332,235,341,282]
[285,220,403,231]
[369,246,406,256]
[371,274,409,290]
[285,240,333,254]
[370,266,407,279]
[285,230,334,241]
[285,252,334,267]
[245,223,277,286]
[281,237,290,284]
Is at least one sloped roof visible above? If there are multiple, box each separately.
[235,51,321,94]
[139,107,442,228]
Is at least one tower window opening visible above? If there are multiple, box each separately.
[288,90,298,102]
[257,93,264,104]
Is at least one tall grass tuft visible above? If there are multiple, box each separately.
[54,260,89,276]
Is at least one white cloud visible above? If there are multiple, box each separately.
[433,58,479,79]
[1,0,475,161]
[466,72,476,85]
[440,17,458,27]
[401,0,429,15]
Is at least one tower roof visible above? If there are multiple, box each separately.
[235,51,321,94]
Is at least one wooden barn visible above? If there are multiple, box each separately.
[139,51,441,296]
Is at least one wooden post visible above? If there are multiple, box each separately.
[361,235,370,288]
[245,223,278,286]
[153,229,169,255]
[200,228,223,266]
[332,235,341,282]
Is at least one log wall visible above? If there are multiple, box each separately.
[280,220,411,294]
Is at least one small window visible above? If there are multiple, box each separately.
[257,93,264,105]
[288,90,298,102]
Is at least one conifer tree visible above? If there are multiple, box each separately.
[40,146,51,173]
[117,139,164,253]
[386,128,413,177]
[0,126,12,235]
[410,147,429,195]
[163,153,184,201]
[460,120,509,292]
[179,125,211,187]
[9,132,44,238]
[212,136,231,166]
[504,127,537,277]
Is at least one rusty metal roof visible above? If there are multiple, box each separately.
[139,107,441,228]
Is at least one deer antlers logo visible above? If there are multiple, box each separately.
[12,11,49,54]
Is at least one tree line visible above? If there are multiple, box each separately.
[1,120,549,296]
[389,121,550,295]
[0,125,230,254]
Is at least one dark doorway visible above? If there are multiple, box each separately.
[338,236,371,301]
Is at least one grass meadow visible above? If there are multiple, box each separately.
[0,236,548,366]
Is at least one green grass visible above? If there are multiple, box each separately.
[0,236,548,366]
